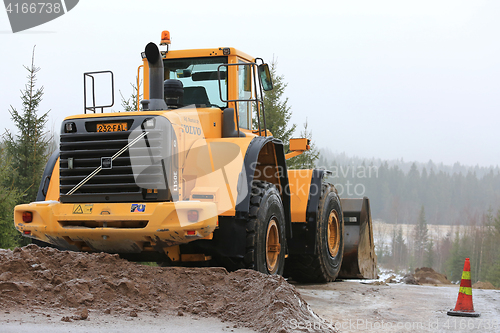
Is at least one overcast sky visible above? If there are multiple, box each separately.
[1,0,499,167]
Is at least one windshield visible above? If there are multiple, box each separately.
[163,56,228,109]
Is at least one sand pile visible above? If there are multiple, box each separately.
[0,244,333,333]
[414,267,451,285]
[472,281,496,289]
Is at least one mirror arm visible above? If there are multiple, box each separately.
[285,150,305,160]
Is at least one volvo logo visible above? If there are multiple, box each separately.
[101,157,112,169]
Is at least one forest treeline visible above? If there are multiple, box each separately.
[319,150,500,287]
[319,150,500,226]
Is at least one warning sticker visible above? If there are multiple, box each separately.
[72,204,93,214]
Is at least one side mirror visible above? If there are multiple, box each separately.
[285,138,311,160]
[258,64,273,91]
[289,138,310,151]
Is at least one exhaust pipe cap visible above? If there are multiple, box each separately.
[145,42,160,64]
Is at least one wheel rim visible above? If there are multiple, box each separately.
[266,217,281,274]
[327,210,340,257]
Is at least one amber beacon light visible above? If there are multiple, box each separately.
[160,31,171,45]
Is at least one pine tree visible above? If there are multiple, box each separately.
[259,59,296,151]
[287,119,320,169]
[4,46,50,203]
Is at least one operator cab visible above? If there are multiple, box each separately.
[154,31,272,134]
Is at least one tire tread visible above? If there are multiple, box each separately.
[286,183,342,283]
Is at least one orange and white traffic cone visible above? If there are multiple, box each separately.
[447,258,480,317]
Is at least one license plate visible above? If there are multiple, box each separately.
[96,123,128,132]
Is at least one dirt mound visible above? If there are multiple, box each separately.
[0,245,333,333]
[472,281,496,289]
[414,267,451,285]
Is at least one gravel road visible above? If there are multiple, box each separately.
[1,245,498,333]
[0,309,255,333]
[295,281,499,333]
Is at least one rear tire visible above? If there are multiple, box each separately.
[286,183,344,283]
[244,181,286,275]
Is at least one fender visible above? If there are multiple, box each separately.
[235,136,291,235]
[288,169,327,254]
[36,149,60,201]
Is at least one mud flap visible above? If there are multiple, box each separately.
[338,197,377,279]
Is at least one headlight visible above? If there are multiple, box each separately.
[65,122,76,133]
[143,118,155,129]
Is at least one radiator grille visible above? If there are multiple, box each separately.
[59,116,175,203]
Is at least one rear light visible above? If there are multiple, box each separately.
[22,211,33,223]
[187,210,198,222]
[23,230,31,236]
[186,230,196,236]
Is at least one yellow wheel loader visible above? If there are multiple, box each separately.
[14,31,376,282]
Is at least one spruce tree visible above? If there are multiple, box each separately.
[485,209,500,287]
[392,226,407,271]
[424,237,435,268]
[260,59,296,151]
[4,46,50,203]
[494,208,500,234]
[259,60,320,169]
[0,145,20,248]
[120,78,141,112]
[446,232,468,282]
[287,119,320,169]
[413,206,429,267]
[486,256,500,288]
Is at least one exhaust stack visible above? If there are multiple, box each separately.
[142,42,167,111]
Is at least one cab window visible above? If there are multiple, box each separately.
[163,56,228,108]
[238,60,253,129]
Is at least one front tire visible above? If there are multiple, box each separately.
[286,183,344,283]
[244,181,286,275]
